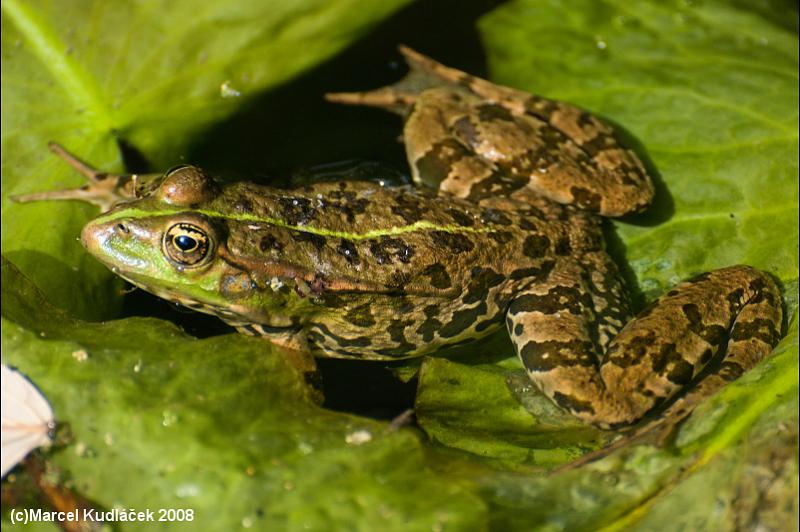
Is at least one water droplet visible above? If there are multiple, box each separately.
[220,80,241,98]
[297,442,314,455]
[176,483,200,498]
[345,429,373,445]
[655,259,673,271]
[162,410,178,427]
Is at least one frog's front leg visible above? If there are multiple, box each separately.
[11,143,151,212]
[235,323,324,403]
[507,256,782,429]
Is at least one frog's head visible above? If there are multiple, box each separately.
[80,166,309,326]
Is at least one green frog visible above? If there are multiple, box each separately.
[14,47,782,430]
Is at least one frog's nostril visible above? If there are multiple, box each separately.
[114,223,130,236]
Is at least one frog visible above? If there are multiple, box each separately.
[13,46,783,432]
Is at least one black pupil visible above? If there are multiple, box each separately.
[175,235,197,251]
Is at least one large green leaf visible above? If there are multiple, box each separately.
[1,258,487,530]
[1,0,410,319]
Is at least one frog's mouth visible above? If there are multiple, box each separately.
[80,217,234,313]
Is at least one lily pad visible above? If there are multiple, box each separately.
[1,258,487,530]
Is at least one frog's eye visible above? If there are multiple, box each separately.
[163,223,213,267]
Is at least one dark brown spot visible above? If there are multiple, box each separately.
[292,231,326,251]
[279,196,316,225]
[554,236,572,255]
[369,237,414,265]
[509,260,556,281]
[447,208,475,227]
[570,186,602,212]
[430,231,474,254]
[414,138,470,188]
[375,320,416,357]
[552,391,596,415]
[474,307,504,332]
[439,302,487,338]
[422,263,452,289]
[391,195,426,224]
[259,235,283,253]
[489,231,514,244]
[416,305,444,342]
[730,318,781,346]
[309,324,372,349]
[519,339,596,371]
[522,234,551,258]
[465,170,529,202]
[344,303,376,328]
[609,331,656,367]
[337,239,360,265]
[719,361,745,381]
[667,358,694,385]
[451,115,480,148]
[509,285,588,315]
[476,103,515,122]
[463,267,505,304]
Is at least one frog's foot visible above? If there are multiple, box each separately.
[325,86,416,115]
[324,45,459,114]
[235,324,324,404]
[507,260,782,453]
[11,142,136,212]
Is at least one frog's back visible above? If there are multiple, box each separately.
[215,180,601,299]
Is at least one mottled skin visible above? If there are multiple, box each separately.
[14,48,783,431]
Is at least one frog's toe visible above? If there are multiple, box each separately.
[325,87,416,114]
[11,142,137,212]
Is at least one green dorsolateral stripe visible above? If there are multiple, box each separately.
[2,0,114,130]
[92,207,498,240]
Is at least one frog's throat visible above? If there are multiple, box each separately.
[92,207,498,241]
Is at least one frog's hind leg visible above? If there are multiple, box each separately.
[11,142,138,212]
[329,47,654,217]
[394,47,656,217]
[324,45,507,114]
[507,259,783,429]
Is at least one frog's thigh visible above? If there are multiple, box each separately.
[505,257,613,423]
[404,89,509,195]
[507,264,782,428]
